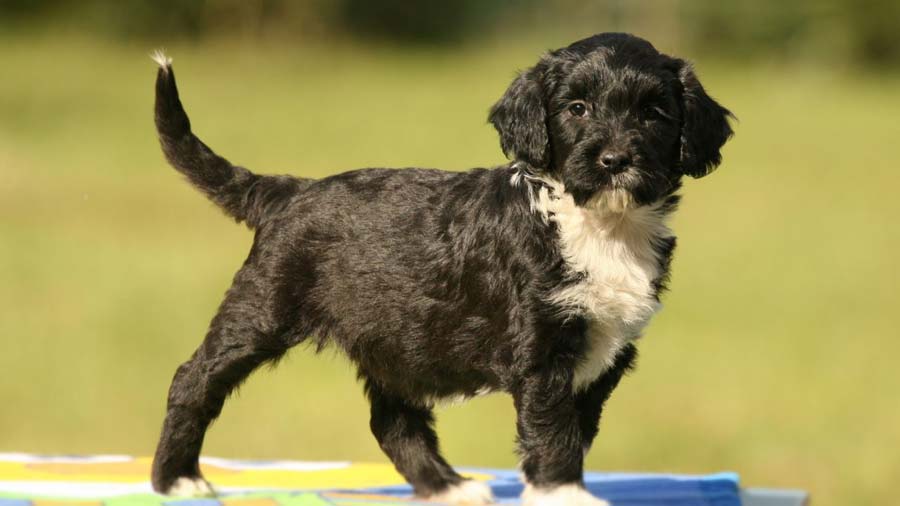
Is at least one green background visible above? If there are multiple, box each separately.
[1,3,899,506]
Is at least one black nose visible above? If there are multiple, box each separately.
[599,150,631,172]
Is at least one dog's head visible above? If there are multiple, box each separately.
[490,33,734,206]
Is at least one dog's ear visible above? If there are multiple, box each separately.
[676,61,734,178]
[489,66,549,168]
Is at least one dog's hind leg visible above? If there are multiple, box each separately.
[366,380,494,505]
[151,265,291,496]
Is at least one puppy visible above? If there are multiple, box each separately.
[149,32,732,505]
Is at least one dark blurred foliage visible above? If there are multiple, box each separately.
[335,0,522,43]
[1,0,898,67]
[681,0,900,67]
[0,0,333,40]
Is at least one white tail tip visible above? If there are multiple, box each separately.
[150,49,173,69]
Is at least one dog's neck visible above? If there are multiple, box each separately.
[510,164,672,226]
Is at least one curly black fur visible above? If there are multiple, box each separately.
[150,33,733,502]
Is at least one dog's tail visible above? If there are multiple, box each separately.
[152,50,306,229]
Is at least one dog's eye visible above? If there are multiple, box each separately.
[568,102,587,117]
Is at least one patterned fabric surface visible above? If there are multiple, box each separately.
[0,454,741,505]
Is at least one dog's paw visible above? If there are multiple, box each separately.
[521,483,609,506]
[165,476,216,497]
[426,479,495,505]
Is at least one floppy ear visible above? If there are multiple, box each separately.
[677,62,734,178]
[488,67,549,168]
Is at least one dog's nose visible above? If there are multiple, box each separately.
[599,150,631,172]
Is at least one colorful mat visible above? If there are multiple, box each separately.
[0,454,743,505]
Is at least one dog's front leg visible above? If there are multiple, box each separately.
[575,343,637,455]
[515,373,610,506]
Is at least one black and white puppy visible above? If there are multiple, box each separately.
[149,33,732,505]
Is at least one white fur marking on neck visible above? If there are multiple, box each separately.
[511,166,547,215]
[523,177,673,391]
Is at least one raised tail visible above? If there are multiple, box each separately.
[152,50,305,229]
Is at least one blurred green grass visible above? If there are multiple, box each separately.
[1,34,898,506]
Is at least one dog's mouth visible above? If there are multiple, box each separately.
[609,167,641,186]
[593,166,641,193]
[578,168,639,212]
[591,166,666,211]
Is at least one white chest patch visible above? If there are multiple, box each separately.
[523,176,674,392]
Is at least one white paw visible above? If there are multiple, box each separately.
[166,476,215,497]
[521,483,609,506]
[426,479,495,505]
